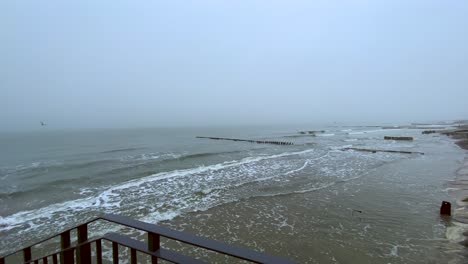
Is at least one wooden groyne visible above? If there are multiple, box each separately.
[342,147,424,155]
[196,136,294,145]
[384,136,414,141]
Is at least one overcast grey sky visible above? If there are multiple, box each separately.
[1,1,467,131]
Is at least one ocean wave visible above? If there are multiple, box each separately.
[119,152,183,162]
[108,150,251,175]
[348,129,384,135]
[1,161,63,174]
[101,147,144,154]
[0,177,92,200]
[189,153,331,196]
[317,133,335,137]
[175,150,247,161]
[0,148,317,233]
[284,160,310,175]
[1,160,115,177]
[3,152,182,178]
[120,150,247,163]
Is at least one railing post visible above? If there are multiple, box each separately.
[76,224,91,264]
[96,239,102,264]
[43,257,48,264]
[0,257,4,264]
[112,242,119,264]
[148,232,160,264]
[130,248,137,264]
[52,254,58,264]
[60,231,74,264]
[23,247,32,264]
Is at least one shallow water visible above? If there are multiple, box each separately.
[0,125,466,263]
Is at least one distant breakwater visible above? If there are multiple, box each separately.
[196,136,294,145]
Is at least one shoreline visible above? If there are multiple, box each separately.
[438,125,468,246]
[439,125,468,151]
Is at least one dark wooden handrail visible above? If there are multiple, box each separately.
[0,214,295,264]
[0,217,101,259]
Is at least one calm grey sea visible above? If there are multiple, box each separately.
[0,125,466,263]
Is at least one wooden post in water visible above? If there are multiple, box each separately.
[440,201,451,216]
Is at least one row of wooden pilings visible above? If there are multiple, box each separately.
[196,136,294,145]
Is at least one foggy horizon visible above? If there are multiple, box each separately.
[2,1,467,131]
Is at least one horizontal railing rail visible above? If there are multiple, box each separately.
[0,214,295,264]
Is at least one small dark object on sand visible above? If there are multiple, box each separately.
[440,201,451,216]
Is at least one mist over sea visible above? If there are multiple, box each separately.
[0,125,466,263]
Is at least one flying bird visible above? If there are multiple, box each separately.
[40,121,46,126]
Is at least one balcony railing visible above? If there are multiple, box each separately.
[0,214,295,264]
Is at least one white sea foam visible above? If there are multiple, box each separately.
[284,160,310,175]
[442,187,461,192]
[446,222,468,242]
[0,148,318,234]
[120,152,183,162]
[318,133,335,137]
[1,160,62,173]
[141,210,181,224]
[349,129,384,135]
[388,245,399,257]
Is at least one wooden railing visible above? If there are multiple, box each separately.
[0,214,295,264]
